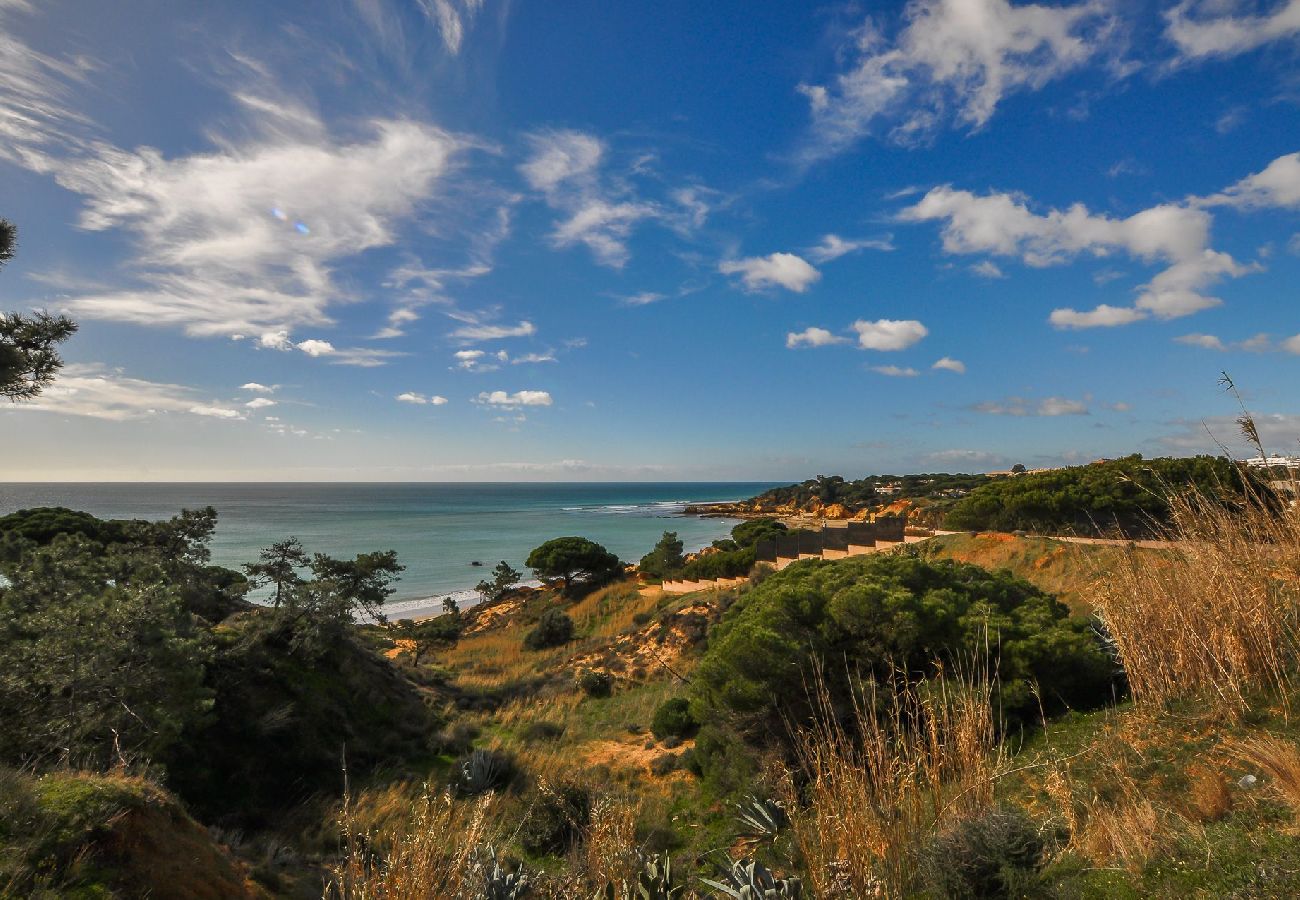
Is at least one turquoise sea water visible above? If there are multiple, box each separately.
[0,483,775,617]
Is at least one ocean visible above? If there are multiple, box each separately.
[0,482,776,617]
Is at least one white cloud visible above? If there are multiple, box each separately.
[619,292,665,307]
[1165,0,1300,62]
[1177,332,1289,352]
[1202,152,1300,211]
[806,233,895,263]
[903,186,1250,325]
[519,129,667,268]
[414,0,486,55]
[1284,334,1300,355]
[798,0,1114,159]
[241,382,275,393]
[297,339,336,357]
[851,318,929,350]
[13,364,247,422]
[396,391,449,405]
[245,397,277,409]
[932,356,966,373]
[475,390,553,408]
[974,396,1089,416]
[970,260,1005,279]
[260,331,292,350]
[719,252,821,293]
[786,327,849,349]
[872,365,919,377]
[190,405,244,419]
[512,352,556,364]
[47,115,463,337]
[1049,304,1147,328]
[450,320,537,342]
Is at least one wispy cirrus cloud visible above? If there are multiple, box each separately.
[14,363,245,421]
[450,320,537,342]
[518,128,708,268]
[973,396,1090,416]
[805,233,895,263]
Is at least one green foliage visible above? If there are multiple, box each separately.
[578,669,614,697]
[651,698,697,740]
[473,845,532,899]
[917,804,1054,899]
[393,613,462,664]
[639,531,686,579]
[450,748,517,797]
[701,857,803,898]
[944,454,1260,537]
[734,796,789,843]
[523,608,576,650]
[0,506,126,548]
[593,851,686,900]
[0,527,217,769]
[730,518,788,549]
[678,546,756,581]
[242,537,308,608]
[478,559,524,603]
[518,781,591,856]
[526,536,622,592]
[752,473,991,511]
[0,310,78,402]
[691,554,1117,746]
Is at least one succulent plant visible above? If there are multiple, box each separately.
[592,850,685,900]
[472,845,531,900]
[734,795,789,842]
[700,857,802,899]
[451,748,514,797]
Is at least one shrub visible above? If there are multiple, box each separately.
[651,698,697,741]
[578,669,614,698]
[520,721,564,743]
[917,805,1051,898]
[523,609,575,650]
[449,749,516,797]
[691,554,1116,742]
[639,531,686,579]
[519,781,591,856]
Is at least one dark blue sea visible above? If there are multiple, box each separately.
[0,483,775,616]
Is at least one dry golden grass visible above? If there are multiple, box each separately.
[784,663,1005,898]
[583,795,641,890]
[1230,734,1300,820]
[1184,762,1234,823]
[326,788,497,900]
[1090,483,1300,716]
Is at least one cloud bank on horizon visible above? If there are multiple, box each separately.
[2,0,1299,480]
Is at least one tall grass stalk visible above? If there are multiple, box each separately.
[326,787,496,900]
[1091,483,1300,716]
[784,662,1006,898]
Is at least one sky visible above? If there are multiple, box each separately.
[1,0,1299,481]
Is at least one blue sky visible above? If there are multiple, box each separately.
[2,0,1299,481]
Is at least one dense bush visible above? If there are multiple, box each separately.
[752,473,991,511]
[678,546,756,580]
[578,669,613,697]
[651,698,698,740]
[918,804,1055,898]
[691,554,1117,744]
[523,609,576,650]
[944,454,1261,537]
[518,781,591,856]
[526,536,622,593]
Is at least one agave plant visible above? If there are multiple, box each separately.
[452,748,514,797]
[472,845,531,900]
[592,850,685,900]
[700,857,802,899]
[734,796,789,842]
